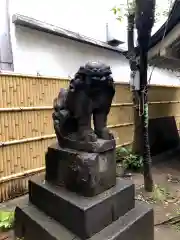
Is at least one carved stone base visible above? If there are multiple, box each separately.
[45,142,116,197]
[28,179,135,239]
[58,136,116,153]
[15,199,154,240]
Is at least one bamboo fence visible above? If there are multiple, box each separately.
[0,73,180,201]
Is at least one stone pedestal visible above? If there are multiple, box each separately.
[15,199,153,240]
[15,142,154,240]
[15,63,154,239]
[28,179,134,239]
[45,143,116,197]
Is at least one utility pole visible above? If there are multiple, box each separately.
[135,0,155,192]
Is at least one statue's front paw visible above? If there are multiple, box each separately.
[95,128,114,140]
[79,130,97,142]
[88,132,98,142]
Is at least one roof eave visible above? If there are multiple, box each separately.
[12,14,127,56]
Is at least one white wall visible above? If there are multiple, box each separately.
[12,26,130,80]
[148,67,180,86]
[8,0,180,85]
[10,26,180,86]
[8,0,171,50]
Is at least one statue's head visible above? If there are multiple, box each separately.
[77,61,112,78]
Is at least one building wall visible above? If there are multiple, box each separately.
[9,0,123,43]
[9,25,180,85]
[7,0,180,85]
[10,26,130,80]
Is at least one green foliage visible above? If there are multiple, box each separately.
[111,0,135,22]
[116,146,130,162]
[136,184,174,204]
[0,210,15,231]
[116,146,143,171]
[111,7,123,22]
[151,184,170,203]
[111,0,170,23]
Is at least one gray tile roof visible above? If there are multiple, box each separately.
[12,14,126,55]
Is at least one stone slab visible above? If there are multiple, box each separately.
[29,178,135,239]
[45,144,116,197]
[56,135,116,153]
[15,200,154,240]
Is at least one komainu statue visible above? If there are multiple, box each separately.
[46,62,116,196]
[52,61,115,150]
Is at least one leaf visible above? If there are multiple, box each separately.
[3,221,11,228]
[0,222,5,228]
[0,220,11,229]
[0,211,12,222]
[116,16,123,22]
[0,211,15,230]
[111,7,117,15]
[119,147,129,155]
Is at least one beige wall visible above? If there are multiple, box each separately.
[0,73,180,202]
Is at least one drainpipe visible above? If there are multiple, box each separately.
[0,0,14,71]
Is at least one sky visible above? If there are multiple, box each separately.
[11,0,173,50]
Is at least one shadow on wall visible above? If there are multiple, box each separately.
[148,85,180,156]
[149,116,180,156]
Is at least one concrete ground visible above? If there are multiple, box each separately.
[155,226,180,239]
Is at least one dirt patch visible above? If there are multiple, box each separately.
[155,226,180,240]
[124,157,180,239]
[0,230,14,240]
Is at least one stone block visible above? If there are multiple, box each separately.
[45,143,116,197]
[29,178,135,239]
[58,137,116,153]
[15,200,154,240]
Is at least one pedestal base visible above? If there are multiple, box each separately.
[45,143,116,197]
[29,178,135,239]
[15,199,154,240]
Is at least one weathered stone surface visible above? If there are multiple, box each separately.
[90,201,154,240]
[15,200,154,240]
[45,143,116,197]
[50,62,117,196]
[52,62,115,149]
[29,178,135,239]
[54,137,116,153]
[15,202,77,240]
[15,62,154,240]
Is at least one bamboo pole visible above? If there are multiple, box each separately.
[0,71,69,80]
[0,134,56,147]
[0,141,132,185]
[108,123,134,128]
[0,167,45,184]
[0,101,177,112]
[0,122,134,147]
[0,106,53,112]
